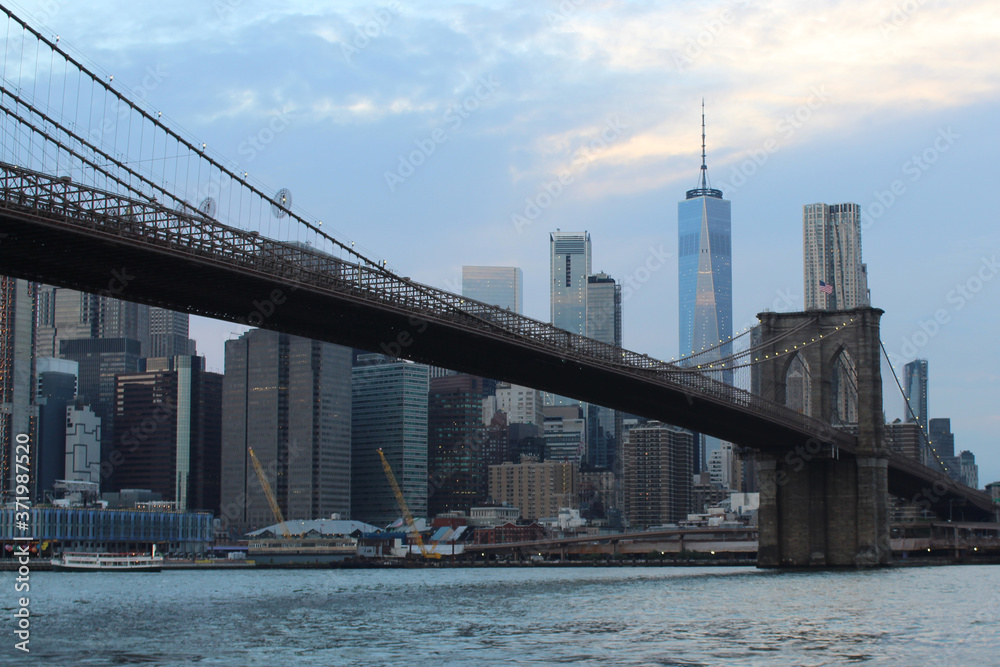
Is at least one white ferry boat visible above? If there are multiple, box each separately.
[51,548,164,572]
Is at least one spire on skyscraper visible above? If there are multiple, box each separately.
[700,98,708,190]
[687,100,723,200]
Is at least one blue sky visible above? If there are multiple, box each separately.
[13,0,998,484]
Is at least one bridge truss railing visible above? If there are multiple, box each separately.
[0,161,854,448]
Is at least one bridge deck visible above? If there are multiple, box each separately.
[0,162,993,520]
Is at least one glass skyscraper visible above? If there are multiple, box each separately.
[903,359,928,433]
[428,374,486,516]
[586,273,622,469]
[351,354,429,527]
[220,330,352,533]
[677,115,732,369]
[548,231,592,410]
[929,418,956,476]
[550,231,592,336]
[585,272,622,347]
[677,107,733,472]
[462,266,523,314]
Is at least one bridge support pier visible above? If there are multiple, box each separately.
[756,308,891,569]
[757,453,891,568]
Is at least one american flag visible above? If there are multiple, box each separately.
[819,280,833,295]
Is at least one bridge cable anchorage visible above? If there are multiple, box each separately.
[879,339,952,474]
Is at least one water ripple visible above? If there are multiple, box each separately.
[6,565,998,666]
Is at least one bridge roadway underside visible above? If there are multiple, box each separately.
[0,210,995,523]
[0,209,819,452]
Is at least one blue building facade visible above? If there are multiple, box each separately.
[0,507,213,555]
[677,106,733,473]
[678,194,732,362]
[677,107,732,377]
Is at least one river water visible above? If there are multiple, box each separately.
[4,565,998,665]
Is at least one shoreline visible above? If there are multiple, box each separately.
[8,555,999,571]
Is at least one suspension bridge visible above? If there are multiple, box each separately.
[0,6,993,567]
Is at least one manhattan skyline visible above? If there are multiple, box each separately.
[14,0,998,483]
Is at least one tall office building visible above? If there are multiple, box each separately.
[622,421,693,527]
[903,359,928,433]
[585,273,622,346]
[507,422,545,463]
[221,330,352,533]
[462,266,523,314]
[427,374,486,516]
[678,107,732,362]
[0,277,37,499]
[112,356,222,512]
[957,451,978,489]
[549,231,592,412]
[585,272,622,469]
[803,203,869,311]
[35,358,78,501]
[543,404,587,463]
[495,383,544,427]
[678,106,733,472]
[801,202,868,429]
[99,297,150,352]
[707,441,742,491]
[481,409,511,468]
[550,231,592,335]
[928,418,957,478]
[148,307,197,358]
[886,420,923,463]
[351,354,429,527]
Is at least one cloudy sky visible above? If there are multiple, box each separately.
[12,0,999,483]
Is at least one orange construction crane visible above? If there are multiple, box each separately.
[248,447,291,538]
[377,448,440,559]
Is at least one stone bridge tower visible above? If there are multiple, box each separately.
[754,307,890,568]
